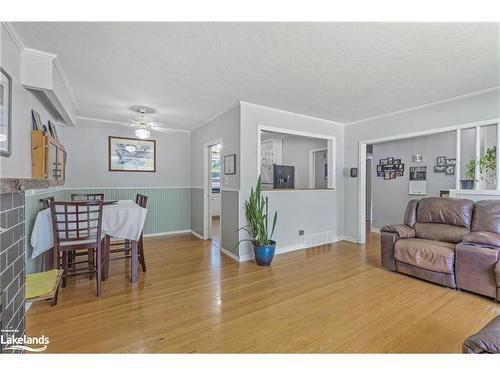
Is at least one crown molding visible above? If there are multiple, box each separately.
[1,21,24,51]
[240,101,346,127]
[190,103,241,132]
[346,86,500,126]
[76,115,192,134]
[3,22,78,110]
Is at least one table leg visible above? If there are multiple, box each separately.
[130,240,138,283]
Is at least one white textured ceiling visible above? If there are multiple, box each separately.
[11,22,500,131]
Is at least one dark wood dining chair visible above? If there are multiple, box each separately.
[49,200,106,297]
[71,193,105,201]
[105,194,148,277]
[40,196,55,209]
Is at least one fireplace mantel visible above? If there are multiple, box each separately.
[0,178,64,193]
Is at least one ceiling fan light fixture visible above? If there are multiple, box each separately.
[135,127,150,139]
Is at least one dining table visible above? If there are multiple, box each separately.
[30,199,148,283]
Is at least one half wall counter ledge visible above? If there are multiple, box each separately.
[0,178,64,194]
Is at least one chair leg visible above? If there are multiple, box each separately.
[51,284,60,306]
[62,252,68,288]
[96,242,102,297]
[139,235,146,272]
[88,249,94,280]
[104,235,110,280]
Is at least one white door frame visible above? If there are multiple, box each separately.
[308,148,328,189]
[357,117,500,244]
[366,156,373,223]
[203,138,222,241]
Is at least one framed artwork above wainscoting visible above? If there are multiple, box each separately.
[108,136,156,172]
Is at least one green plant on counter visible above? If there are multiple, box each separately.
[464,159,476,181]
[465,146,496,184]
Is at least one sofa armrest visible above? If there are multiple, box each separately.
[380,232,398,271]
[463,315,500,353]
[463,231,500,248]
[381,224,415,239]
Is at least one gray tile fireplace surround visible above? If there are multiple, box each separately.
[0,191,26,354]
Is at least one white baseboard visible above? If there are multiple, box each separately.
[143,229,191,238]
[234,236,347,263]
[340,236,359,243]
[189,230,204,240]
[143,229,205,240]
[220,247,241,262]
[370,227,381,233]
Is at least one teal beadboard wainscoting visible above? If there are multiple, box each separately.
[24,187,192,272]
[66,188,191,235]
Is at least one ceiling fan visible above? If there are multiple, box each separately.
[130,107,174,139]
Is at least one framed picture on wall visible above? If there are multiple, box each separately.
[224,154,236,175]
[445,165,455,175]
[108,136,156,172]
[436,156,446,166]
[0,67,12,157]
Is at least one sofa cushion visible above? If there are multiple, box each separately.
[394,238,456,274]
[463,315,500,354]
[414,222,470,244]
[463,231,500,247]
[416,197,474,227]
[472,200,500,234]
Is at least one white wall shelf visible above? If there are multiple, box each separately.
[448,189,500,201]
[21,48,77,127]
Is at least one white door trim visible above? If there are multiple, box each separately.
[203,138,222,241]
[356,117,500,244]
[308,148,328,189]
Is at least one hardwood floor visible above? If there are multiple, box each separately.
[27,231,499,353]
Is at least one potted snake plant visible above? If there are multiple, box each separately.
[237,176,278,266]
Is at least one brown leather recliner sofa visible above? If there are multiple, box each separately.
[381,197,500,301]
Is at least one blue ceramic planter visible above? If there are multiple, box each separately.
[253,241,276,266]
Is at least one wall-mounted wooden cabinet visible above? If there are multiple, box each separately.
[31,131,66,182]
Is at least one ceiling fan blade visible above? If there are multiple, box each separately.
[151,125,187,134]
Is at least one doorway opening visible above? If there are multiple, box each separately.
[209,143,221,246]
[203,139,222,246]
[366,146,373,233]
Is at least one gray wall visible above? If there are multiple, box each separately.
[191,106,240,190]
[371,131,457,229]
[344,89,500,241]
[239,102,345,258]
[59,120,191,188]
[281,136,327,189]
[221,190,239,255]
[0,23,64,178]
[190,106,240,245]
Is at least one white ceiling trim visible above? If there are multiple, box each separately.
[3,22,78,110]
[76,115,192,134]
[191,103,241,132]
[240,101,346,127]
[346,86,500,126]
[2,21,24,51]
